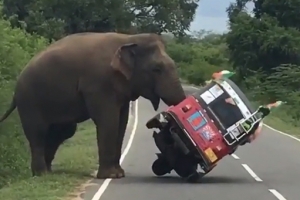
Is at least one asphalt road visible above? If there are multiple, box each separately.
[82,85,300,200]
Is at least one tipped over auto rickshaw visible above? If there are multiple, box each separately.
[146,70,284,182]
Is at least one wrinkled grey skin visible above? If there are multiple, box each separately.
[0,32,186,179]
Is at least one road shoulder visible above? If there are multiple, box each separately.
[0,102,136,200]
[79,101,138,200]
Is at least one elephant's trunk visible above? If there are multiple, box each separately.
[157,76,186,107]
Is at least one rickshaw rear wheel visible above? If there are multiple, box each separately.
[173,157,198,178]
[152,157,172,176]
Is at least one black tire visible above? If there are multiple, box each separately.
[186,172,203,183]
[173,158,198,178]
[174,165,198,178]
[152,158,172,176]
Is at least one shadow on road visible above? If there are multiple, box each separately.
[198,176,251,184]
[108,174,253,185]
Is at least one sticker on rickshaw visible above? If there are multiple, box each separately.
[200,125,216,141]
[204,147,218,162]
[187,111,207,131]
[200,91,215,104]
[209,84,224,98]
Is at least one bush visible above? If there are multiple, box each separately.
[165,29,300,135]
[166,32,232,85]
[0,17,48,188]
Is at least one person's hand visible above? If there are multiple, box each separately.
[248,121,263,142]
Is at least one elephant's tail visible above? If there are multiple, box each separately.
[0,94,16,123]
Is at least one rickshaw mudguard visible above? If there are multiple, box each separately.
[146,112,169,129]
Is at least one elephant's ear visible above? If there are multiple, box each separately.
[111,43,138,80]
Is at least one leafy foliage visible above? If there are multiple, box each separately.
[0,16,48,188]
[170,0,300,126]
[166,32,230,85]
[2,0,199,40]
[224,0,300,124]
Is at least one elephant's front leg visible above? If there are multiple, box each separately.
[85,96,123,179]
[114,102,130,177]
[96,123,122,179]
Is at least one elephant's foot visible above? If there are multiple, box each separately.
[45,158,53,172]
[45,154,55,173]
[115,165,125,177]
[46,164,52,172]
[31,160,48,177]
[97,166,124,179]
[32,168,48,177]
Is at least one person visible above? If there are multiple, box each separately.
[244,101,285,143]
[248,121,263,142]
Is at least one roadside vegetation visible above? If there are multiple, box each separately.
[0,0,298,199]
[166,0,300,137]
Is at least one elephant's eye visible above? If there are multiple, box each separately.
[152,65,162,73]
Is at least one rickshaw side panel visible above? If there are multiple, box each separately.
[167,95,231,165]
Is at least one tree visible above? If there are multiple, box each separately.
[166,30,231,85]
[226,0,300,77]
[2,0,199,40]
[225,0,300,124]
[253,0,300,29]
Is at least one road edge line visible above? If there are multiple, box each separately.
[91,100,139,200]
[264,124,300,142]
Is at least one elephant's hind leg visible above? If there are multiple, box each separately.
[45,123,77,171]
[19,114,49,176]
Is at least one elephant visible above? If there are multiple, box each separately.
[0,32,186,179]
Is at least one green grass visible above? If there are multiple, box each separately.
[264,116,300,138]
[250,100,300,138]
[0,120,98,200]
[245,102,300,138]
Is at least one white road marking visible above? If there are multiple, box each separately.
[91,100,139,200]
[231,154,240,159]
[241,164,263,182]
[269,189,287,200]
[264,124,300,142]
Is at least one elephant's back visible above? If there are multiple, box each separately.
[18,32,129,89]
[15,43,88,123]
[48,32,128,51]
[14,32,127,123]
[22,32,127,73]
